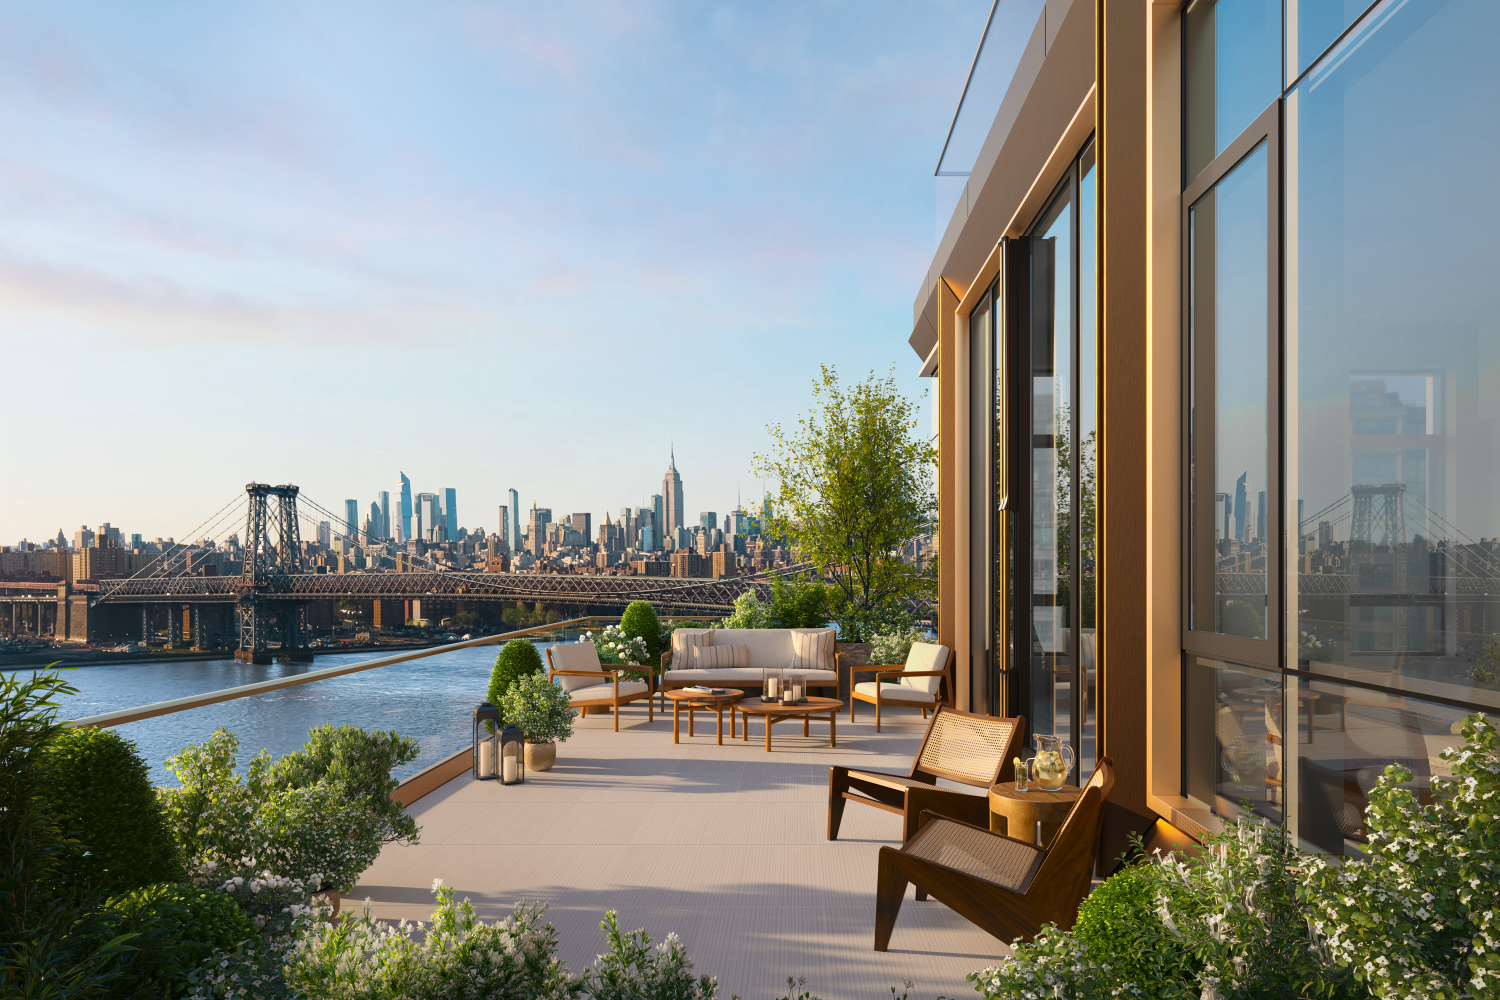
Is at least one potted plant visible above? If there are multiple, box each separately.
[498,672,574,771]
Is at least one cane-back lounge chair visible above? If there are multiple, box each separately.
[546,642,654,732]
[873,757,1115,949]
[828,706,1024,843]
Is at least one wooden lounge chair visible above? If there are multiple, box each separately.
[546,642,654,732]
[829,706,1023,843]
[873,757,1115,950]
[843,641,951,732]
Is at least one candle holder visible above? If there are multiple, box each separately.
[500,725,525,785]
[786,673,807,704]
[472,703,501,780]
[761,667,783,703]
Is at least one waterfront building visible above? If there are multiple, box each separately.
[663,448,684,535]
[911,0,1498,861]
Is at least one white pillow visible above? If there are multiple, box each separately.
[671,629,714,661]
[690,644,749,669]
[789,629,835,671]
[549,642,605,691]
[898,642,949,695]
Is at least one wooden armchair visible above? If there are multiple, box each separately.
[843,641,951,732]
[829,707,1023,843]
[873,757,1115,950]
[545,642,654,732]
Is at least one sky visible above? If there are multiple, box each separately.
[0,1,986,545]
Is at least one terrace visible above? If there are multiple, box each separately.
[356,703,1007,1000]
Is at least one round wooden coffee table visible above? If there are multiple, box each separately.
[988,781,1081,847]
[663,688,743,745]
[735,697,842,752]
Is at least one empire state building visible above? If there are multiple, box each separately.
[662,448,684,536]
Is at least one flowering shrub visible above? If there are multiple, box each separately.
[717,590,771,630]
[158,725,420,893]
[1300,713,1499,999]
[500,672,575,745]
[583,625,650,666]
[868,628,929,667]
[182,872,327,999]
[583,909,717,1000]
[288,881,580,999]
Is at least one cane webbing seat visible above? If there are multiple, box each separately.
[905,818,1042,890]
[874,757,1115,951]
[828,707,1024,843]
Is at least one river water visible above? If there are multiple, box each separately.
[8,635,577,787]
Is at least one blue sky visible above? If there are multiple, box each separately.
[0,1,983,544]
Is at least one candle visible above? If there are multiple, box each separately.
[479,742,496,778]
[503,755,518,783]
[782,688,794,704]
[767,677,779,697]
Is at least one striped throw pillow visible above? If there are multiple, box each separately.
[671,629,714,662]
[789,629,834,671]
[690,643,749,669]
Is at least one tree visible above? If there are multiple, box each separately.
[752,366,936,641]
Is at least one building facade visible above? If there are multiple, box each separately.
[913,0,1499,860]
[663,450,684,536]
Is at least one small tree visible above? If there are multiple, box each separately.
[752,366,936,641]
[488,639,545,723]
[619,601,664,663]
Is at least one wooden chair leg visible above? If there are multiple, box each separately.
[828,767,849,841]
[850,696,856,723]
[648,694,654,723]
[875,698,882,733]
[614,702,620,732]
[874,848,909,952]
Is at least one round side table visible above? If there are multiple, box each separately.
[663,688,743,745]
[988,781,1081,848]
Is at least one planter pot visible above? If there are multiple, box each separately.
[313,888,341,923]
[525,741,557,771]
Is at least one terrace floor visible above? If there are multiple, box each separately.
[353,700,1013,1000]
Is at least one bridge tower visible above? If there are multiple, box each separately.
[234,483,312,664]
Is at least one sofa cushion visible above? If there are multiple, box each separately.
[568,680,650,703]
[790,629,836,671]
[710,629,795,669]
[548,642,606,691]
[855,681,938,704]
[899,642,950,694]
[691,643,749,669]
[671,628,714,660]
[666,667,837,685]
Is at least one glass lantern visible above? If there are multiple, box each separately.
[473,703,501,780]
[786,673,807,704]
[500,725,525,785]
[761,667,783,703]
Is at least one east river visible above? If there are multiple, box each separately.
[6,637,573,787]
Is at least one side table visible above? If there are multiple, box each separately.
[663,688,743,745]
[988,781,1081,848]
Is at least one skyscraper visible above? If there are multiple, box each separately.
[1233,473,1250,543]
[497,506,509,545]
[662,448,684,535]
[445,488,458,541]
[530,506,552,555]
[345,499,358,540]
[651,494,665,551]
[368,501,381,542]
[317,521,331,546]
[699,512,717,532]
[509,489,520,558]
[399,473,413,540]
[378,491,391,540]
[571,513,592,541]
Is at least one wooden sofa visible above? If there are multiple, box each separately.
[657,628,838,708]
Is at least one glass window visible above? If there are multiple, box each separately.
[1288,0,1500,711]
[1185,0,1282,182]
[1287,0,1376,83]
[1188,143,1270,642]
[1295,678,1470,858]
[1076,143,1097,779]
[1184,656,1283,823]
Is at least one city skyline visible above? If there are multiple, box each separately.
[0,2,968,543]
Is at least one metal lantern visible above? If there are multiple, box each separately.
[473,703,501,780]
[500,725,525,785]
[786,673,807,704]
[761,666,783,703]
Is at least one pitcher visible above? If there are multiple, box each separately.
[1027,734,1075,791]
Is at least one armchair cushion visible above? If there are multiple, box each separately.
[549,642,605,691]
[568,680,650,703]
[854,681,938,704]
[899,643,949,694]
[690,643,749,669]
[790,629,836,671]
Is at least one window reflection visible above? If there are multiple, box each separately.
[1289,0,1500,709]
[1185,656,1283,823]
[1185,0,1281,182]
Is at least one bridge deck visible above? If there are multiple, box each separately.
[353,701,1010,999]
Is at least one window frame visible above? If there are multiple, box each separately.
[1179,99,1283,672]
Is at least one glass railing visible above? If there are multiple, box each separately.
[935,0,1048,246]
[50,616,679,787]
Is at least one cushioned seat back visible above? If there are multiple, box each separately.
[548,642,605,691]
[915,707,1016,786]
[670,629,714,662]
[711,629,796,669]
[899,642,949,693]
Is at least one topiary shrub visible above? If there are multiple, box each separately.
[105,883,258,997]
[41,726,181,894]
[619,601,663,663]
[1073,862,1197,989]
[488,639,545,723]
